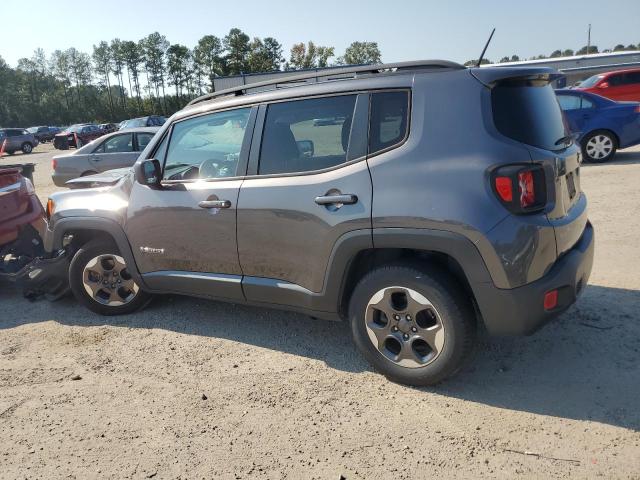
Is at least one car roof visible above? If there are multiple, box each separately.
[102,126,160,137]
[601,67,640,77]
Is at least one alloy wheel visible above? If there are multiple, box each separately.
[365,286,445,368]
[82,254,139,306]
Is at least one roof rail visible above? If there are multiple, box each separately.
[188,60,465,106]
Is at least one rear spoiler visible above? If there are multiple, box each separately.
[469,66,564,87]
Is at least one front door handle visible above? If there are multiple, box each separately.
[314,194,358,205]
[198,199,231,209]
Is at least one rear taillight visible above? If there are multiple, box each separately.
[52,158,57,170]
[518,171,535,207]
[22,178,36,196]
[492,165,547,213]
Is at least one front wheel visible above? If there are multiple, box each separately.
[69,239,151,315]
[21,142,33,154]
[581,130,617,163]
[349,265,476,386]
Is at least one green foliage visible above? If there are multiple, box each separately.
[338,41,382,65]
[576,45,599,55]
[289,41,335,69]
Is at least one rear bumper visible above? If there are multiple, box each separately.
[475,221,594,335]
[52,172,75,187]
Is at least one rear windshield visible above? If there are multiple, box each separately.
[492,81,567,151]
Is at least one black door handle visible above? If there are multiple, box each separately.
[314,194,358,205]
[198,199,231,209]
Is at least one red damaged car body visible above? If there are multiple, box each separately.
[0,167,45,249]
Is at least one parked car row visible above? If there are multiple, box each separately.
[555,67,640,163]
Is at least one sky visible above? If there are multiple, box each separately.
[1,0,639,68]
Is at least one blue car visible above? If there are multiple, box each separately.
[556,89,640,162]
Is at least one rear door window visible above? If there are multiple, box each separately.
[136,132,155,151]
[557,95,582,111]
[259,95,357,175]
[492,81,568,151]
[368,91,410,155]
[95,133,133,153]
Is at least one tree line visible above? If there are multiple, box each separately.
[464,41,640,65]
[0,29,382,128]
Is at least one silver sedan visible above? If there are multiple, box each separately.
[51,127,160,187]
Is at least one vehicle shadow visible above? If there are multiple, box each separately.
[1,283,638,430]
[582,147,640,166]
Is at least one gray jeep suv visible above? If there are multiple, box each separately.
[43,61,594,385]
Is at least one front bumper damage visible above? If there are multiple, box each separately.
[0,225,70,300]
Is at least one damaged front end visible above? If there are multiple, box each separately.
[0,223,70,300]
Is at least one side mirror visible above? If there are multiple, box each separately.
[297,140,314,158]
[598,82,610,89]
[135,159,162,188]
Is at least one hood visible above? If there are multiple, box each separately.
[64,168,132,187]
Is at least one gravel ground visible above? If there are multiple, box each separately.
[1,144,639,479]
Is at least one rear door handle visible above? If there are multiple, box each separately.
[198,199,231,209]
[314,194,358,205]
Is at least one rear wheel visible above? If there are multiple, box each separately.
[349,265,476,386]
[581,130,617,163]
[21,142,33,154]
[69,239,151,315]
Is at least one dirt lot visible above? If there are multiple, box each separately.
[1,144,640,479]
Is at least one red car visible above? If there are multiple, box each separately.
[575,68,640,102]
[0,167,70,298]
[53,124,106,150]
[0,167,45,251]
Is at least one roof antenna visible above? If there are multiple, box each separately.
[476,28,496,67]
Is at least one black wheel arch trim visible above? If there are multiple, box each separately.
[45,216,147,289]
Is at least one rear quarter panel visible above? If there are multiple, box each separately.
[368,69,557,288]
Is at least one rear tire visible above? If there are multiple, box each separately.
[69,238,151,315]
[581,130,617,163]
[21,143,33,154]
[349,265,476,386]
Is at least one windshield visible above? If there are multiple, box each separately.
[124,119,146,129]
[27,127,38,133]
[492,81,568,151]
[579,75,604,88]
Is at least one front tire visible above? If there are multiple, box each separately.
[581,130,617,163]
[21,142,33,154]
[349,265,476,386]
[69,239,151,315]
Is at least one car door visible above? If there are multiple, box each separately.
[236,93,372,307]
[89,133,138,172]
[125,106,256,300]
[619,72,640,101]
[557,94,595,134]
